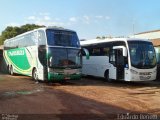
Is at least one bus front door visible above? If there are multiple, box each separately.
[109,48,125,80]
[109,49,117,80]
[115,49,125,80]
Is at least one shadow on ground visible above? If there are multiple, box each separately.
[4,88,159,120]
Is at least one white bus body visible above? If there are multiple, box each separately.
[81,38,157,82]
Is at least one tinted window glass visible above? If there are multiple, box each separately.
[46,29,80,47]
[128,41,156,69]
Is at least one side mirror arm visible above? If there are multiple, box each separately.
[82,48,90,59]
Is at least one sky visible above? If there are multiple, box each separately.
[0,0,160,39]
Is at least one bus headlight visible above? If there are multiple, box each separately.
[130,69,138,74]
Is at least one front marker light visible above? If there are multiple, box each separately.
[130,69,138,74]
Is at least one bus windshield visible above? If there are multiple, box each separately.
[46,29,80,47]
[128,41,156,69]
[48,47,82,68]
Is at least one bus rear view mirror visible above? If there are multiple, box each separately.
[122,47,127,57]
[113,46,127,57]
[82,48,90,59]
[49,56,53,67]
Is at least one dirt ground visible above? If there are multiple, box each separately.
[0,73,160,120]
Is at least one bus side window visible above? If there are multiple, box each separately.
[23,34,28,47]
[92,48,101,56]
[103,47,110,56]
[31,32,38,46]
[38,30,46,45]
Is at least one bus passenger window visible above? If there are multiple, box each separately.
[92,48,101,56]
[103,48,110,56]
[38,31,46,45]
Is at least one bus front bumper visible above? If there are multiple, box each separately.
[47,73,81,81]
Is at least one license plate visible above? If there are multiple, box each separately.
[64,69,77,74]
[64,77,70,80]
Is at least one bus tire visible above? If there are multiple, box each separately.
[32,68,38,81]
[104,70,111,82]
[10,65,14,76]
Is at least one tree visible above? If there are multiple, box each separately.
[96,36,101,39]
[102,36,105,39]
[0,24,45,45]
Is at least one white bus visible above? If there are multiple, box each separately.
[80,38,157,82]
[4,27,88,82]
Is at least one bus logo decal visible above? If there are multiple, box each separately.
[8,50,25,56]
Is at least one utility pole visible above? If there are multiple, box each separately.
[132,19,135,38]
[133,23,135,38]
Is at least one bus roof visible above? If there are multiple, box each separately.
[38,26,76,32]
[4,26,76,43]
[80,38,151,46]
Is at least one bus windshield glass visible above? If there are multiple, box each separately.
[48,47,82,68]
[128,41,156,69]
[46,29,80,47]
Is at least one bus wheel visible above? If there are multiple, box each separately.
[32,68,38,81]
[104,70,111,82]
[10,66,14,76]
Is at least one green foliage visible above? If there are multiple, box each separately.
[0,24,45,45]
[102,36,105,39]
[96,36,101,39]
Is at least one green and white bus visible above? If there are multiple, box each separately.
[4,27,87,81]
